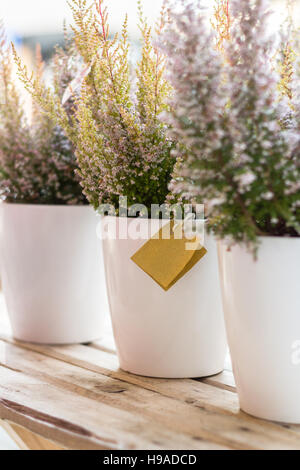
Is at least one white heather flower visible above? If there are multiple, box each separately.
[237,172,256,188]
[262,191,274,200]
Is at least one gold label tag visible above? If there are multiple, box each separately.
[131,220,207,291]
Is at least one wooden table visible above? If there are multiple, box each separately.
[0,296,299,450]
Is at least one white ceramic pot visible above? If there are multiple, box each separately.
[218,237,300,423]
[0,203,108,344]
[101,216,227,378]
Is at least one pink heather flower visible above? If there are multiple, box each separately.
[159,0,300,249]
[0,34,86,205]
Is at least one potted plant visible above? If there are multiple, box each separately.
[18,0,227,378]
[0,26,108,344]
[163,0,300,422]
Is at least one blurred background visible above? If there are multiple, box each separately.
[0,0,299,121]
[2,0,300,72]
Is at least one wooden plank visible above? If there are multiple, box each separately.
[0,364,227,450]
[0,340,300,450]
[1,420,64,450]
[1,419,26,450]
[1,337,242,425]
[201,370,236,392]
[0,338,257,417]
[0,316,236,392]
[0,340,236,449]
[2,336,233,402]
[92,337,116,355]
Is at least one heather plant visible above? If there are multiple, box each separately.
[212,0,298,112]
[161,0,300,253]
[16,0,176,215]
[275,0,298,114]
[0,24,86,205]
[277,40,296,104]
[211,0,231,53]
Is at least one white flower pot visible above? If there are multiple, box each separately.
[101,216,227,378]
[218,237,300,423]
[0,203,108,344]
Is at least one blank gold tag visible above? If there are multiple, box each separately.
[131,220,207,291]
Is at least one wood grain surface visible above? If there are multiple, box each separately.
[0,295,299,450]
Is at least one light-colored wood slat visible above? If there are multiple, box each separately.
[0,304,236,391]
[0,322,236,392]
[0,365,228,451]
[1,420,64,450]
[0,340,236,450]
[1,419,29,450]
[2,334,230,399]
[1,340,300,450]
[0,327,236,393]
[0,335,240,423]
[0,338,255,417]
[92,336,116,355]
[201,370,236,392]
